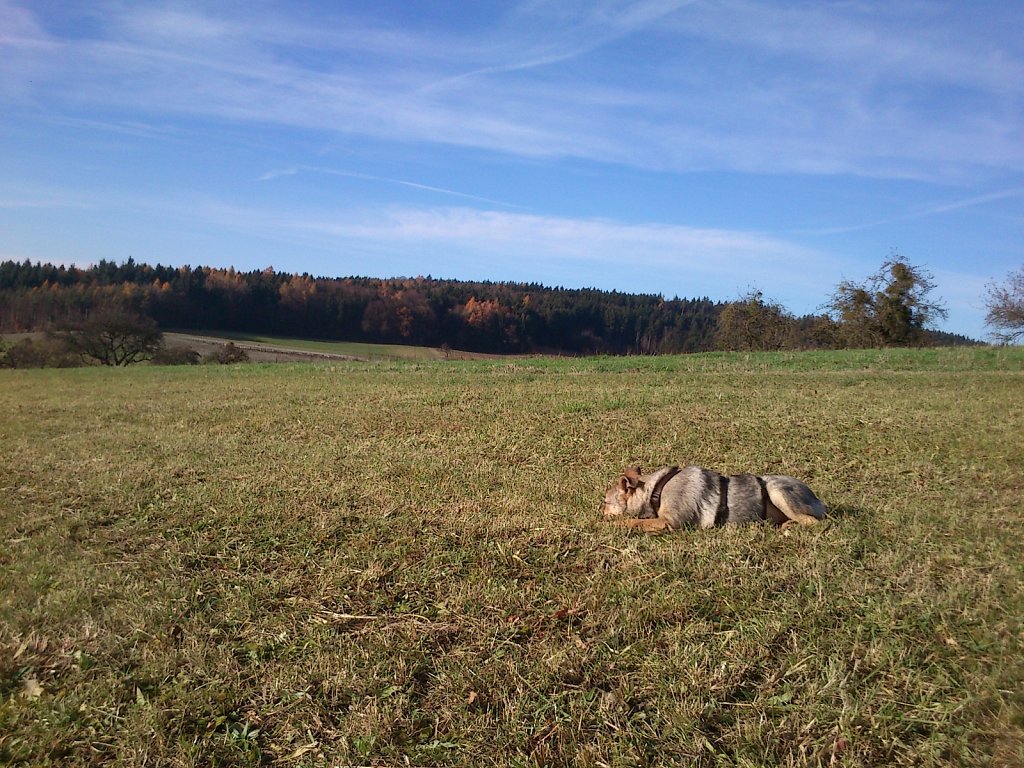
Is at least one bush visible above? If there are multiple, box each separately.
[0,335,81,368]
[714,291,794,351]
[150,344,201,366]
[205,341,250,364]
[825,257,947,348]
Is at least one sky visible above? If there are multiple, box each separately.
[1,1,1022,340]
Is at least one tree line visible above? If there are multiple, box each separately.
[0,255,991,367]
[0,259,721,355]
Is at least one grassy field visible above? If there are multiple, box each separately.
[167,331,490,361]
[2,348,1022,766]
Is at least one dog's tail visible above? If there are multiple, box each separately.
[761,476,827,527]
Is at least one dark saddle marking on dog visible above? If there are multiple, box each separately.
[713,475,730,527]
[753,475,771,523]
[649,466,681,514]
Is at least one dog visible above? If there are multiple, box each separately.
[602,465,826,533]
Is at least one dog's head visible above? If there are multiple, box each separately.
[602,466,644,519]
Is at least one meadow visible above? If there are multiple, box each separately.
[3,332,467,367]
[165,332,468,362]
[1,348,1022,767]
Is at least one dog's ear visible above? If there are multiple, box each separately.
[621,466,644,492]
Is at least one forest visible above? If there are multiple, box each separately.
[0,259,723,355]
[0,258,975,358]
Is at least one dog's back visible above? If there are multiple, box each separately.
[724,473,771,525]
[656,465,721,528]
[659,467,826,529]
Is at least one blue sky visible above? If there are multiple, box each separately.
[2,1,1022,340]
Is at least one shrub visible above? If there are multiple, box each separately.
[0,335,81,368]
[150,344,201,366]
[206,341,250,364]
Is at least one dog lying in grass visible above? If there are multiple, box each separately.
[602,465,827,533]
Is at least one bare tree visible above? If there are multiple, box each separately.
[60,309,162,366]
[984,265,1024,344]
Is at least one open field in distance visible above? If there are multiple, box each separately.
[164,332,501,363]
[2,348,1023,766]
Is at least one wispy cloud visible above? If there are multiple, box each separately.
[667,0,1024,91]
[3,1,1021,180]
[258,165,527,209]
[183,201,989,329]
[214,203,815,264]
[800,186,1024,236]
[3,179,821,291]
[182,201,838,306]
[419,0,697,92]
[917,187,1024,216]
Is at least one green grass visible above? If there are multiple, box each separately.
[2,348,1022,766]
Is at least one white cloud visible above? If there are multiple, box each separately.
[180,201,838,306]
[419,0,698,91]
[798,187,1024,236]
[259,165,527,209]
[3,1,1021,180]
